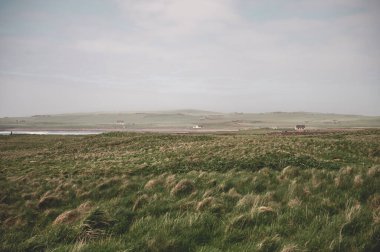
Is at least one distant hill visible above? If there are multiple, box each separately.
[1,110,379,131]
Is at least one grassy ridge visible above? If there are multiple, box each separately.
[1,110,380,130]
[0,130,379,251]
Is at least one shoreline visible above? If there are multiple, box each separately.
[0,127,378,136]
[0,128,241,135]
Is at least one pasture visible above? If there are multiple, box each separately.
[0,129,379,251]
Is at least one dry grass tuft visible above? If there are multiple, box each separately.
[334,173,351,189]
[203,189,214,198]
[281,244,300,252]
[257,235,280,251]
[25,200,36,209]
[257,206,275,213]
[170,179,195,196]
[144,178,163,190]
[288,198,302,208]
[340,166,353,175]
[303,186,311,196]
[188,190,199,199]
[96,178,121,190]
[187,170,199,177]
[53,209,81,225]
[71,240,86,252]
[55,182,73,193]
[165,174,176,189]
[262,191,276,202]
[3,216,24,228]
[79,208,112,241]
[345,202,361,221]
[287,180,304,198]
[227,214,254,230]
[353,175,363,188]
[368,165,380,177]
[280,166,299,180]
[198,171,208,178]
[77,201,93,212]
[78,191,91,199]
[311,175,321,188]
[196,197,215,211]
[373,207,380,224]
[37,193,62,209]
[334,176,341,188]
[133,194,149,211]
[259,167,271,176]
[236,194,259,208]
[53,201,93,225]
[368,194,380,209]
[227,188,242,199]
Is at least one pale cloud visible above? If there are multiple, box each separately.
[116,0,239,30]
[75,39,155,54]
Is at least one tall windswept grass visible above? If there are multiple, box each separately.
[0,129,379,251]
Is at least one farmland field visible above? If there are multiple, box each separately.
[1,110,380,131]
[1,129,379,251]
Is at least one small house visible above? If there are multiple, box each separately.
[192,125,202,129]
[116,120,126,129]
[295,125,305,131]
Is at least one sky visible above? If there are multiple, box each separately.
[0,0,379,117]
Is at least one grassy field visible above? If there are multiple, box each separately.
[1,110,380,130]
[1,130,380,251]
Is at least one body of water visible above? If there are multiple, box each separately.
[0,131,103,135]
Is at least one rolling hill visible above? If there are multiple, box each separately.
[1,110,379,131]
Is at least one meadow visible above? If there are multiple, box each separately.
[1,110,380,131]
[0,129,379,251]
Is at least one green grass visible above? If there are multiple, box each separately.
[0,130,380,251]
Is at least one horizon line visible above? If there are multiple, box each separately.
[1,109,379,118]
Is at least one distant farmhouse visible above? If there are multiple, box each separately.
[192,125,202,129]
[116,120,125,128]
[295,125,306,131]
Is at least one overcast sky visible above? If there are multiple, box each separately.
[0,0,379,116]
